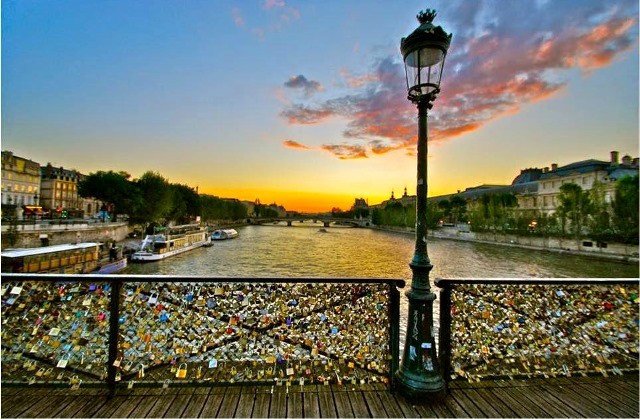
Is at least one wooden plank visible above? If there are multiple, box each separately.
[20,395,69,418]
[333,391,354,418]
[128,394,159,418]
[381,391,419,418]
[413,401,440,418]
[561,384,627,418]
[303,390,321,418]
[1,394,40,418]
[217,386,240,418]
[474,388,517,418]
[501,387,551,418]
[56,395,97,418]
[181,394,207,418]
[573,382,637,416]
[269,389,288,418]
[144,393,177,417]
[373,390,406,418]
[164,394,191,418]
[235,388,256,418]
[287,391,303,418]
[464,389,502,417]
[110,396,145,418]
[451,390,487,417]
[251,391,271,418]
[552,384,614,417]
[347,391,370,418]
[441,394,470,418]
[200,390,225,418]
[317,388,337,418]
[71,395,109,418]
[362,390,387,418]
[527,385,583,417]
[487,386,537,418]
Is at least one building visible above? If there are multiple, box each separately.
[535,151,639,215]
[40,164,89,217]
[1,151,41,211]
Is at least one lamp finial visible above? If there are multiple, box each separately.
[417,9,436,24]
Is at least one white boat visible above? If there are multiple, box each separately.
[211,228,239,241]
[131,224,211,262]
[1,242,127,274]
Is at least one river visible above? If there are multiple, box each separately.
[122,223,638,278]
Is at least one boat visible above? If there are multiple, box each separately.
[1,242,128,274]
[130,224,210,262]
[210,228,239,241]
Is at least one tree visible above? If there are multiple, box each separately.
[588,180,612,241]
[131,171,173,226]
[612,175,639,244]
[169,184,201,224]
[450,195,468,224]
[78,170,138,220]
[556,183,592,239]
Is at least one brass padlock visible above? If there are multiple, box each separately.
[176,363,187,379]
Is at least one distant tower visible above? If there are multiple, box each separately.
[391,190,395,200]
[403,186,408,197]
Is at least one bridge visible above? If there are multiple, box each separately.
[248,216,371,228]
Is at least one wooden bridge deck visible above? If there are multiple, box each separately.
[1,374,637,418]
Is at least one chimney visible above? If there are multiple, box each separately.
[551,163,558,171]
[621,155,632,165]
[610,151,619,164]
[543,167,549,173]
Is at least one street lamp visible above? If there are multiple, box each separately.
[396,8,451,400]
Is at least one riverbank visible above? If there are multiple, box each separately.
[370,225,640,265]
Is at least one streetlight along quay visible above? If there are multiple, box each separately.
[395,8,452,400]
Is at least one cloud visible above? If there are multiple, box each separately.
[231,7,244,27]
[233,2,301,40]
[282,139,310,150]
[279,0,638,160]
[264,0,285,9]
[321,144,368,159]
[284,75,324,98]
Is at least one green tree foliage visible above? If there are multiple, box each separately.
[169,184,201,224]
[468,193,517,232]
[131,171,174,226]
[556,183,592,238]
[371,201,440,229]
[78,171,138,220]
[200,195,248,222]
[588,180,612,241]
[612,175,639,244]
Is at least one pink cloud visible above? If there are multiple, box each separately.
[279,1,638,160]
[264,0,285,9]
[231,7,244,27]
[282,140,310,150]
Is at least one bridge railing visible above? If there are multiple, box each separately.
[1,274,404,392]
[435,278,639,383]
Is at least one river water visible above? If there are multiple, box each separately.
[123,223,638,278]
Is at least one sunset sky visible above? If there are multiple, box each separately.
[2,0,638,212]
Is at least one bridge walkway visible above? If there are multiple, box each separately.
[2,373,637,418]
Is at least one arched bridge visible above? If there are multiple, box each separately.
[247,216,371,228]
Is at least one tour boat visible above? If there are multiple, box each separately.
[1,242,128,274]
[210,228,239,241]
[131,224,211,262]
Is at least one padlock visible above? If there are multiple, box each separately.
[176,363,188,379]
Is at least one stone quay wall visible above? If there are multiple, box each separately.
[1,222,130,249]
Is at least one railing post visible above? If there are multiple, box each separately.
[389,282,401,390]
[107,277,122,396]
[437,280,452,386]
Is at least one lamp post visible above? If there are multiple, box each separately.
[396,8,451,400]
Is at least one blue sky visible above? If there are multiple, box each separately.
[2,0,638,211]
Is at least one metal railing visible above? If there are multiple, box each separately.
[1,274,404,393]
[435,278,639,383]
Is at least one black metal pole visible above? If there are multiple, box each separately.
[395,99,446,400]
